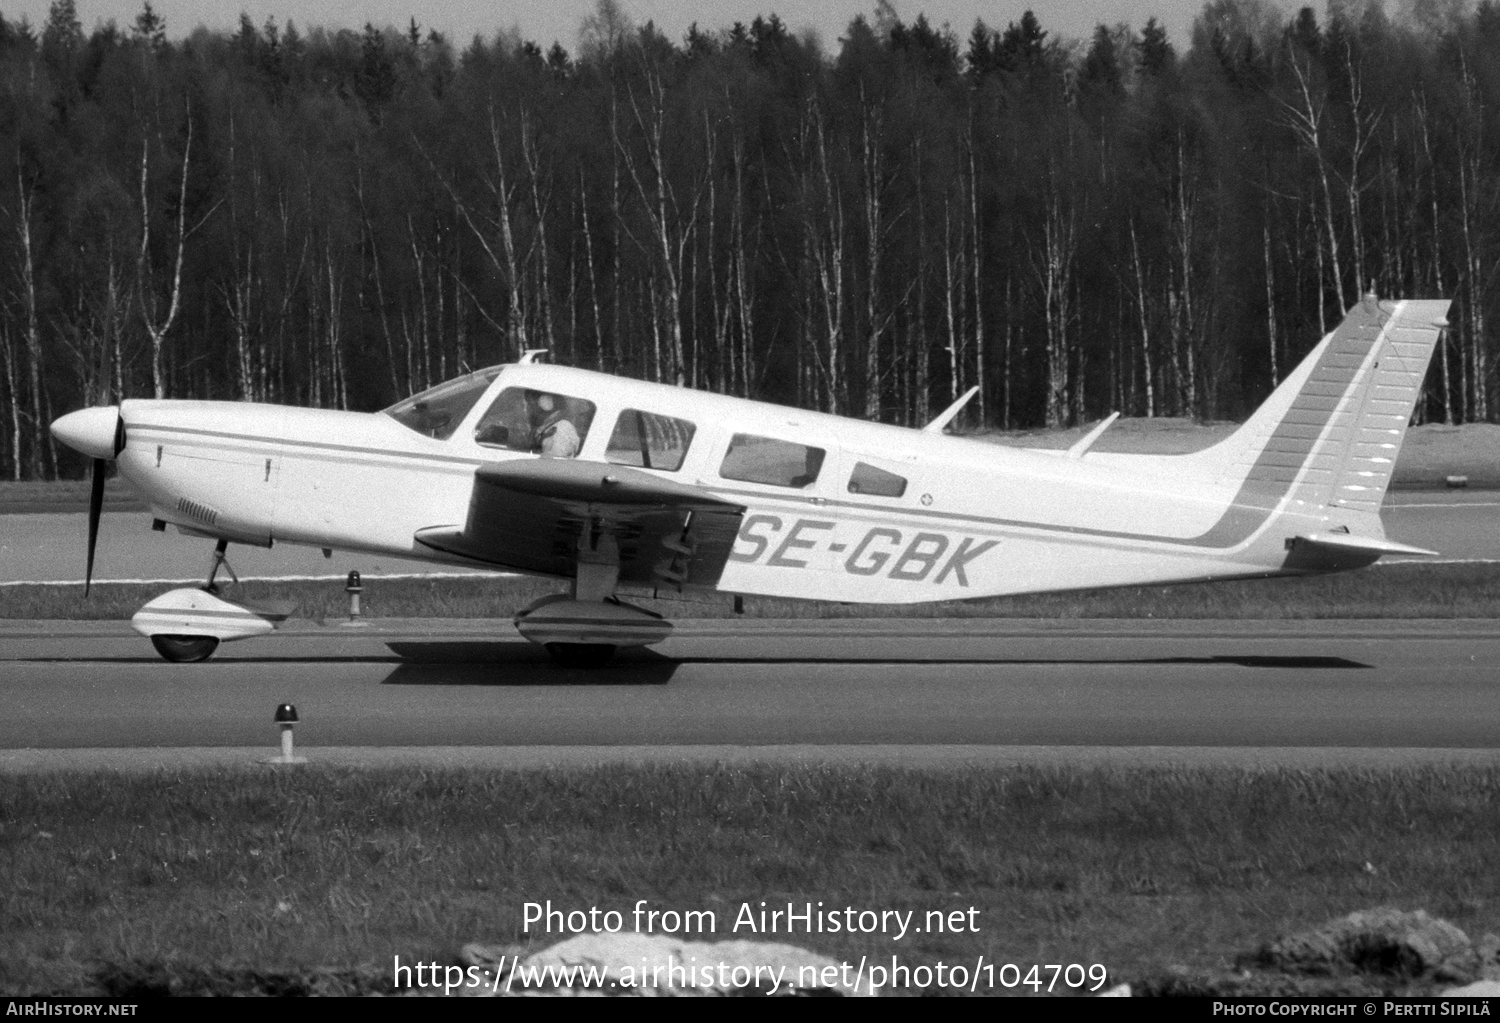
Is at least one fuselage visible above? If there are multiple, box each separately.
[112,362,1332,605]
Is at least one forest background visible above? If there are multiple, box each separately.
[0,0,1495,480]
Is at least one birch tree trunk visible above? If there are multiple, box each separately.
[967,132,986,426]
[579,172,606,371]
[1036,173,1076,428]
[521,110,556,352]
[1,323,21,479]
[1341,37,1376,298]
[1128,217,1155,417]
[1264,209,1279,387]
[1416,95,1451,422]
[1456,58,1489,421]
[860,86,885,419]
[730,134,756,399]
[1284,55,1349,318]
[804,98,845,414]
[136,115,195,403]
[15,167,49,476]
[616,71,706,388]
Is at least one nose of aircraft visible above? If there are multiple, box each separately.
[51,406,122,460]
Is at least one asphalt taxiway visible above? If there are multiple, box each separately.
[4,490,1498,769]
[2,618,1498,766]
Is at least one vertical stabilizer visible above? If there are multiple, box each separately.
[1186,295,1450,517]
[1319,298,1450,513]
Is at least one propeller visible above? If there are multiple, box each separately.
[54,407,126,597]
[85,456,106,596]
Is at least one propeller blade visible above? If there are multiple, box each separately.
[85,457,106,597]
[113,411,126,456]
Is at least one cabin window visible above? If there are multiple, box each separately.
[383,367,504,439]
[848,461,907,498]
[719,434,826,489]
[473,387,596,458]
[605,410,696,472]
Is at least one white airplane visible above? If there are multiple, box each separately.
[51,294,1448,666]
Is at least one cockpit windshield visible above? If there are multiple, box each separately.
[383,367,504,439]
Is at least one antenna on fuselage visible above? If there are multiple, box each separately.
[922,386,979,433]
[519,349,550,365]
[1065,412,1121,460]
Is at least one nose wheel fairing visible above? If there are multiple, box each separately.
[131,586,290,653]
[132,540,294,662]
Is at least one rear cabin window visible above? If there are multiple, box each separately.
[605,410,696,471]
[719,434,826,489]
[848,461,908,498]
[473,387,597,458]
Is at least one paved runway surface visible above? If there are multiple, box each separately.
[2,490,1497,584]
[1379,490,1500,561]
[5,494,1496,768]
[3,619,1498,753]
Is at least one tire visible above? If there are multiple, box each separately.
[150,634,220,663]
[545,643,617,668]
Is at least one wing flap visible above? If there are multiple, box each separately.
[476,458,742,512]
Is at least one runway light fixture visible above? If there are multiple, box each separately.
[345,570,364,620]
[267,703,307,765]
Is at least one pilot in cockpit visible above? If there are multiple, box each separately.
[529,391,581,458]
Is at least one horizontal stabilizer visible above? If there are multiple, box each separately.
[1290,532,1437,558]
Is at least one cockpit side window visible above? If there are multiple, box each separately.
[605,410,696,471]
[473,387,597,458]
[719,434,826,488]
[383,367,504,439]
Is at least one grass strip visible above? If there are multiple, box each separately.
[3,764,1499,995]
[5,562,1500,621]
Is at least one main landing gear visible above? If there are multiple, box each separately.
[513,556,672,668]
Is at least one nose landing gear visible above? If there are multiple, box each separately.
[131,540,289,662]
[204,539,238,593]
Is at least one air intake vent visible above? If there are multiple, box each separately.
[177,497,220,526]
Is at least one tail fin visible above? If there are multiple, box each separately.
[1187,294,1450,515]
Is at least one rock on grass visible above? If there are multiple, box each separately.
[1256,908,1479,983]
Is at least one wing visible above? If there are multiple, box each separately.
[414,458,745,589]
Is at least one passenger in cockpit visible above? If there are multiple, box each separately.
[530,392,581,458]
